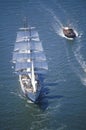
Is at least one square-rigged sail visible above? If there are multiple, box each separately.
[12,26,48,75]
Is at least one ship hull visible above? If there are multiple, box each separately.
[19,75,41,103]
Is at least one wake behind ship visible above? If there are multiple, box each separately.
[12,22,48,103]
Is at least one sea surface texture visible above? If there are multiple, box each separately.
[0,0,86,130]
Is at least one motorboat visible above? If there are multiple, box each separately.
[63,27,76,39]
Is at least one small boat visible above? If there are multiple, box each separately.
[12,21,48,103]
[63,27,76,39]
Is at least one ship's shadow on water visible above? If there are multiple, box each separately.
[36,82,63,111]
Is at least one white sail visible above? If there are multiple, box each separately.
[14,41,43,52]
[15,61,31,72]
[30,41,43,51]
[34,61,48,70]
[14,41,30,52]
[12,25,48,75]
[19,27,35,30]
[31,51,46,61]
[16,29,39,42]
[13,52,30,62]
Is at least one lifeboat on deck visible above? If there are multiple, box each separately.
[63,27,76,39]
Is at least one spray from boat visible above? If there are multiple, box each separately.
[52,16,79,40]
[47,9,86,86]
[44,8,79,40]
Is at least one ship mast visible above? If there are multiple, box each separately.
[31,60,36,92]
[25,19,36,92]
[23,17,28,29]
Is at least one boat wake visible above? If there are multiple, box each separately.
[10,90,35,104]
[37,2,86,86]
[65,35,86,86]
[43,7,80,40]
[52,15,79,40]
[74,45,86,73]
[45,8,86,86]
[73,43,86,86]
[10,91,26,100]
[38,1,80,40]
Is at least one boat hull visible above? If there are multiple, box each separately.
[63,27,76,39]
[19,75,41,103]
[26,89,41,102]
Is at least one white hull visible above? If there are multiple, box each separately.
[19,75,41,102]
[63,35,74,40]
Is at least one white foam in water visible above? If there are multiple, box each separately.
[74,45,86,73]
[27,100,33,104]
[49,9,86,87]
[81,77,86,86]
[40,4,79,41]
[72,41,86,86]
[44,8,64,36]
[40,4,85,87]
[53,23,79,40]
[10,91,25,100]
[51,13,63,37]
[48,9,80,40]
[52,22,64,37]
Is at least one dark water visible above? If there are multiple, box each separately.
[0,0,86,130]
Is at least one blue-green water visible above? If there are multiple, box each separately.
[0,0,86,130]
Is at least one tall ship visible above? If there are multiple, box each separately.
[12,22,48,102]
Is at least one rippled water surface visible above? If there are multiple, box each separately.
[0,0,86,130]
